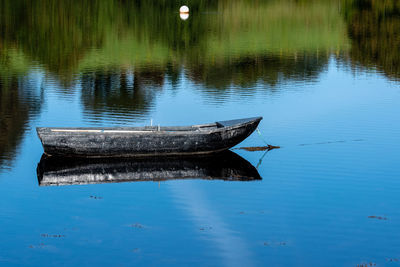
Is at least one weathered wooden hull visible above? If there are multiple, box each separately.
[36,150,262,186]
[36,117,262,157]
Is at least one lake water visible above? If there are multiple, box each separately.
[1,0,400,266]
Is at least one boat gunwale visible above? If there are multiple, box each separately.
[36,117,262,135]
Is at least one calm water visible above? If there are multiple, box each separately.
[1,0,400,266]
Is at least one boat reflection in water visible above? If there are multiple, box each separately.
[36,151,261,186]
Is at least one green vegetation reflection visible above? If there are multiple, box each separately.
[2,0,400,168]
[0,48,41,170]
[342,0,400,80]
[0,0,349,77]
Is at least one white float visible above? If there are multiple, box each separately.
[180,13,189,20]
[179,5,189,13]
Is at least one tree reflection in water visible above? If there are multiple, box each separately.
[0,0,399,170]
[80,68,164,123]
[342,0,400,80]
[0,75,42,170]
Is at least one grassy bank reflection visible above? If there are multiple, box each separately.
[0,50,42,169]
[1,0,399,170]
[342,0,400,80]
[0,0,348,77]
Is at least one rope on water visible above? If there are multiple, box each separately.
[256,128,280,150]
[256,149,270,169]
[256,128,268,145]
[254,127,280,169]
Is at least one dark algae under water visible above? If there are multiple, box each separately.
[0,0,400,266]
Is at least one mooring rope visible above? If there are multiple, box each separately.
[254,127,280,169]
[256,149,270,169]
[256,127,280,150]
[256,128,268,145]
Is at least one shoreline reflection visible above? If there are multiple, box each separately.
[36,151,261,186]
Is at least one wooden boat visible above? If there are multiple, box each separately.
[36,117,262,157]
[36,151,262,186]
